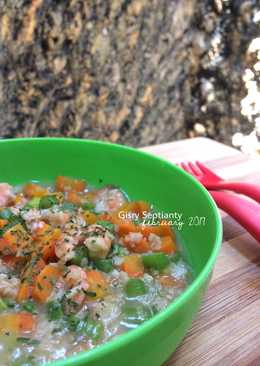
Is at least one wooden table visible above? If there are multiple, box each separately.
[141,137,260,366]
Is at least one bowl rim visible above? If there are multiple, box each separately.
[0,137,223,365]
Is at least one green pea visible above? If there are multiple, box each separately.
[94,259,113,273]
[82,202,95,210]
[71,246,89,266]
[111,243,128,257]
[121,302,153,328]
[142,253,170,271]
[39,195,59,209]
[125,279,147,297]
[0,298,7,311]
[24,197,41,209]
[79,318,104,341]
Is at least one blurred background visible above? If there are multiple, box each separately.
[0,0,259,154]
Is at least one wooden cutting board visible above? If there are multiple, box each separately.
[141,137,260,366]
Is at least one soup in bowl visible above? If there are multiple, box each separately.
[0,138,222,366]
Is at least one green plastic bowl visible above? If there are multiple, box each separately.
[0,138,222,366]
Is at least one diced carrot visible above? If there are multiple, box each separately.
[83,211,98,225]
[17,282,32,303]
[0,233,17,255]
[21,256,46,281]
[34,224,61,261]
[121,254,144,277]
[32,264,61,303]
[116,201,150,218]
[2,255,23,268]
[0,224,32,256]
[32,224,46,239]
[66,191,82,205]
[23,183,49,198]
[0,313,36,334]
[98,213,112,221]
[159,275,179,287]
[17,257,46,303]
[33,257,46,273]
[0,219,7,228]
[111,217,139,237]
[111,215,174,241]
[154,235,177,254]
[118,221,139,236]
[18,312,36,333]
[123,236,150,254]
[141,221,174,238]
[158,221,174,237]
[159,276,185,289]
[85,270,107,300]
[56,176,86,193]
[136,238,151,253]
[41,241,56,262]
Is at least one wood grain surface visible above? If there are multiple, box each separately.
[141,137,260,366]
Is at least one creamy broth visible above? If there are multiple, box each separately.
[0,177,191,365]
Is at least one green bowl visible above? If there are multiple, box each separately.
[0,138,222,366]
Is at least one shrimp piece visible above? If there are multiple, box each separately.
[148,233,162,251]
[55,221,84,262]
[21,208,42,223]
[63,265,89,311]
[94,188,126,213]
[64,265,89,291]
[42,211,71,227]
[0,273,20,299]
[84,224,114,259]
[55,234,76,262]
[0,183,14,207]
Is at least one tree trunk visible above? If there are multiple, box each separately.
[0,0,258,146]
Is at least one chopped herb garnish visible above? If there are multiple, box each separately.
[0,214,27,236]
[46,300,63,321]
[111,243,128,257]
[65,314,80,331]
[84,291,97,298]
[11,354,36,366]
[21,299,38,315]
[16,337,40,346]
[96,220,114,232]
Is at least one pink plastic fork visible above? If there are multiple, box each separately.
[178,162,260,242]
[181,161,260,203]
